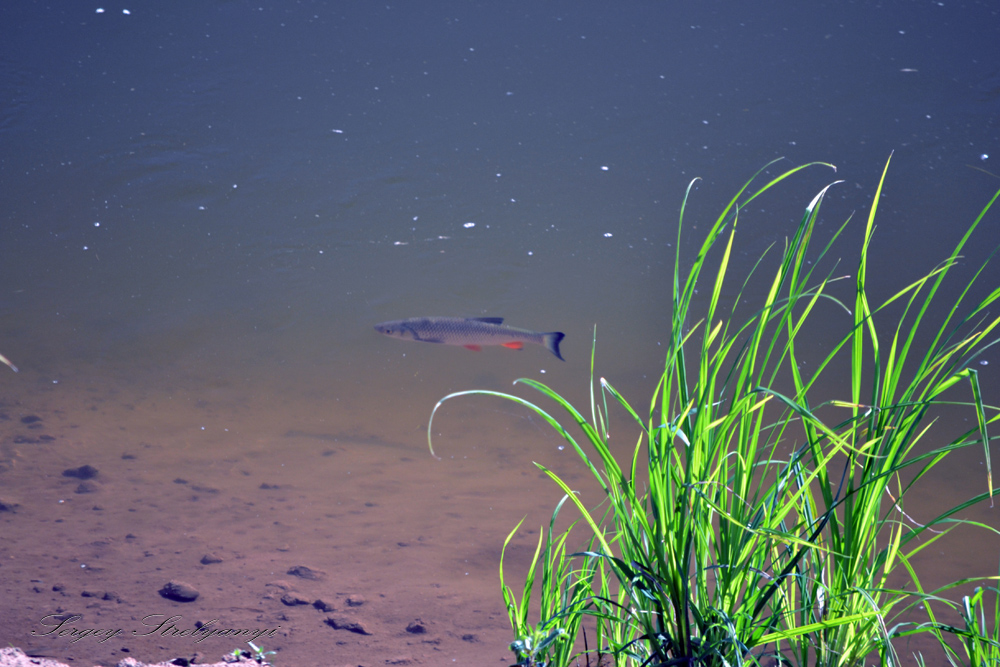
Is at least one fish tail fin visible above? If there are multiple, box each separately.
[543,332,565,361]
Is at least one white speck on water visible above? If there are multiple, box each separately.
[604,232,613,237]
[981,154,989,161]
[95,8,104,13]
[232,184,238,188]
[93,222,100,227]
[332,129,344,134]
[463,222,475,228]
[496,173,501,177]
[122,8,130,14]
[527,251,533,256]
[198,205,205,210]
[980,360,989,366]
[393,241,408,246]
[601,165,609,171]
[83,246,89,250]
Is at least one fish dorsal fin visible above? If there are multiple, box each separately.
[468,317,504,325]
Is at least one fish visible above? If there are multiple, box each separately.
[374,317,565,361]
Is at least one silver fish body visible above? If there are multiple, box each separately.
[374,317,565,361]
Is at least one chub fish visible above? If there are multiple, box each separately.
[375,317,565,361]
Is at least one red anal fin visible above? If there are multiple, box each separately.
[464,345,482,351]
[502,342,524,350]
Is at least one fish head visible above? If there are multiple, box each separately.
[374,320,418,341]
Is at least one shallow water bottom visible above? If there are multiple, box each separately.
[1,352,995,666]
[0,360,595,667]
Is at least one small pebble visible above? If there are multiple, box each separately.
[280,592,311,606]
[324,617,372,635]
[287,565,325,580]
[158,581,200,602]
[313,599,336,612]
[63,465,99,480]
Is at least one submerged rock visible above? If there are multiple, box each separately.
[158,581,200,602]
[62,465,99,480]
[286,565,325,580]
[324,616,372,635]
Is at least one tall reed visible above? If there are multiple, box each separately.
[430,157,1000,666]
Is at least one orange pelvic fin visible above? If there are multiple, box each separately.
[502,342,524,350]
[464,345,482,351]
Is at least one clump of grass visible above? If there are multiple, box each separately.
[430,156,1000,666]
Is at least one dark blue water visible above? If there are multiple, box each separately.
[1,2,997,665]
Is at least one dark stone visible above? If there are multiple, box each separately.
[286,565,325,580]
[38,434,55,442]
[280,592,311,606]
[173,478,188,484]
[324,617,372,635]
[200,553,223,565]
[158,581,199,602]
[62,465,99,480]
[461,634,479,642]
[75,481,99,494]
[259,483,280,490]
[346,595,365,607]
[20,415,42,424]
[13,435,39,444]
[405,620,427,634]
[313,599,336,612]
[0,499,19,513]
[81,590,98,598]
[121,453,137,460]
